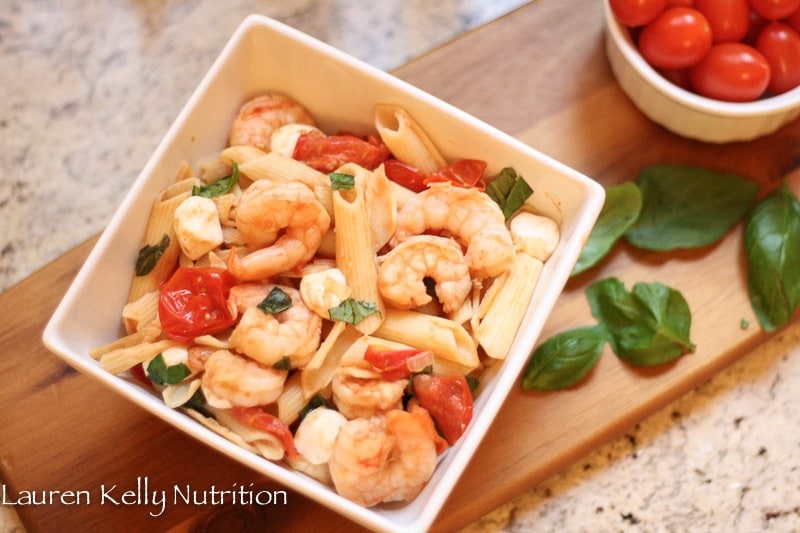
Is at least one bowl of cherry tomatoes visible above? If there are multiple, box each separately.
[604,0,800,143]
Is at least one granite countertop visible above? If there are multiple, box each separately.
[2,1,799,532]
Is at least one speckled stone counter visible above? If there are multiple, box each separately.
[2,1,800,532]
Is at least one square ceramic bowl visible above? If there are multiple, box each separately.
[604,0,800,143]
[43,14,603,533]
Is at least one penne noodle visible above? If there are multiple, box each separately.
[301,325,361,398]
[332,163,385,334]
[98,339,178,375]
[277,372,306,426]
[89,326,161,360]
[475,253,543,359]
[374,103,447,174]
[121,290,160,334]
[220,145,268,166]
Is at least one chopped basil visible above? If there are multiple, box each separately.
[744,181,800,332]
[192,161,240,198]
[298,394,331,422]
[465,375,480,393]
[135,234,170,276]
[328,298,380,324]
[329,172,355,191]
[586,277,695,366]
[272,356,292,371]
[257,287,293,314]
[522,324,607,391]
[486,167,533,220]
[184,388,214,419]
[146,353,191,385]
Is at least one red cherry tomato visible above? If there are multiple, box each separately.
[426,159,487,190]
[158,266,237,342]
[689,42,771,100]
[412,374,473,445]
[638,7,713,69]
[666,0,695,5]
[748,0,800,20]
[292,131,390,173]
[694,0,751,42]
[755,22,800,93]
[785,6,800,33]
[383,159,428,192]
[610,0,667,26]
[364,345,425,381]
[231,406,298,459]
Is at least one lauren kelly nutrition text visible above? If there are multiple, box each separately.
[2,477,288,517]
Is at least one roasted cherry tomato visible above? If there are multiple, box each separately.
[748,0,800,20]
[383,159,429,192]
[610,0,667,26]
[232,406,298,459]
[292,131,390,173]
[755,22,800,94]
[412,374,473,445]
[638,7,713,69]
[426,159,487,190]
[689,42,771,100]
[694,0,751,42]
[785,6,800,33]
[364,345,426,381]
[158,266,237,342]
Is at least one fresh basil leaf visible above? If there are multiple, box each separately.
[572,182,642,275]
[298,393,331,422]
[192,162,240,198]
[184,388,214,419]
[328,298,380,324]
[625,165,758,251]
[146,353,191,385]
[329,172,355,191]
[486,167,533,219]
[744,182,800,332]
[257,287,293,314]
[135,234,170,276]
[586,277,695,366]
[272,356,292,371]
[521,325,608,391]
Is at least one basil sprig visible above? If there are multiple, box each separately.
[146,353,191,385]
[328,298,380,324]
[744,181,800,332]
[522,325,607,391]
[486,167,533,220]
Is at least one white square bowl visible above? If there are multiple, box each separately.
[43,15,604,533]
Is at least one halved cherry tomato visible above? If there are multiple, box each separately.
[638,7,713,69]
[383,159,429,192]
[426,159,487,190]
[748,0,800,20]
[689,42,771,101]
[411,374,473,445]
[694,0,751,42]
[364,345,425,381]
[755,22,800,94]
[158,266,237,342]
[610,0,667,27]
[292,131,390,173]
[232,406,298,459]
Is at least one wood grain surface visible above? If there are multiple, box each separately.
[2,1,799,532]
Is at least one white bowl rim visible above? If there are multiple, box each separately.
[603,0,800,118]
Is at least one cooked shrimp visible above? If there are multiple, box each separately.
[378,235,471,314]
[228,283,322,367]
[227,180,331,281]
[392,182,515,278]
[228,93,316,152]
[200,349,288,409]
[298,267,351,318]
[328,406,442,507]
[331,371,406,419]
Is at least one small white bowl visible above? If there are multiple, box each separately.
[43,15,603,533]
[603,0,800,143]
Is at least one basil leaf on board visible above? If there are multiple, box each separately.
[586,277,695,366]
[485,167,533,220]
[329,172,356,191]
[146,353,191,385]
[744,182,800,332]
[572,182,642,275]
[257,287,293,314]
[328,298,380,324]
[521,325,608,391]
[135,233,170,276]
[192,162,240,198]
[625,165,758,251]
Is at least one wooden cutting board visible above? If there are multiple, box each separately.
[2,1,799,532]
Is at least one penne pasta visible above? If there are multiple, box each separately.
[98,338,179,375]
[374,103,447,174]
[475,253,543,359]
